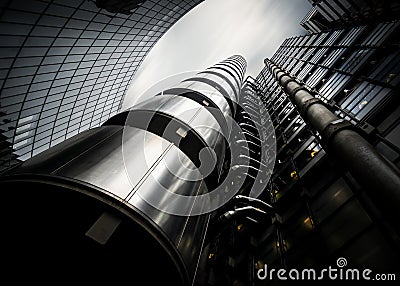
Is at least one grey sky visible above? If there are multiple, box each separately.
[122,0,311,110]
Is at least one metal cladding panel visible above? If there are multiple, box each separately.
[0,55,248,285]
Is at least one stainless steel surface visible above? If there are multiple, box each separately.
[186,72,238,104]
[175,80,233,117]
[205,66,241,92]
[0,55,247,285]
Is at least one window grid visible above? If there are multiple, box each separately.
[0,0,202,170]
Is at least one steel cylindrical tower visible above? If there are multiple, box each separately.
[0,56,247,284]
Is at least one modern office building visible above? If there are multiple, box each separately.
[301,0,400,33]
[0,0,203,172]
[200,12,400,286]
[1,1,400,286]
[0,55,275,285]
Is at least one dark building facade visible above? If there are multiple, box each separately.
[1,1,400,286]
[0,0,203,172]
[301,0,400,33]
[201,6,400,286]
[204,16,400,286]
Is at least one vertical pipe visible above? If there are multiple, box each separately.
[265,58,400,232]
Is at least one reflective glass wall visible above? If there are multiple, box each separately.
[0,0,202,171]
[252,19,400,277]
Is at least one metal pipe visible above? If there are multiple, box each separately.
[206,206,269,242]
[239,122,258,131]
[238,155,269,168]
[235,139,261,148]
[240,115,263,127]
[242,131,262,142]
[217,206,267,222]
[238,145,258,155]
[231,164,263,173]
[240,108,263,119]
[233,195,274,214]
[265,58,400,230]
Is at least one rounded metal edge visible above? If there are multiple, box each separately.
[0,173,190,286]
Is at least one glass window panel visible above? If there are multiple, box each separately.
[0,23,32,35]
[47,47,72,56]
[35,129,52,142]
[103,25,118,33]
[45,91,63,105]
[59,28,83,38]
[53,38,77,46]
[87,22,106,31]
[355,88,391,120]
[31,26,61,37]
[56,70,74,79]
[71,74,86,83]
[43,100,61,111]
[32,143,50,156]
[319,73,351,100]
[60,62,79,71]
[9,66,38,78]
[1,93,25,107]
[73,10,96,21]
[81,30,100,39]
[350,85,379,112]
[38,114,56,127]
[23,97,46,109]
[52,133,67,146]
[53,122,67,133]
[37,65,60,74]
[42,55,66,65]
[19,47,48,57]
[38,15,68,27]
[339,49,373,74]
[33,72,57,83]
[0,47,20,58]
[67,81,83,90]
[88,46,103,54]
[70,46,89,54]
[0,58,13,69]
[66,19,89,29]
[46,4,75,17]
[341,82,369,109]
[0,35,27,47]
[20,105,41,118]
[29,81,52,92]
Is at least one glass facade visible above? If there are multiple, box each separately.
[251,19,400,278]
[0,0,202,171]
[203,19,400,285]
[301,0,400,33]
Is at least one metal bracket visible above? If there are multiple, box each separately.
[281,76,294,89]
[291,85,308,99]
[300,97,323,117]
[277,71,287,84]
[322,119,357,148]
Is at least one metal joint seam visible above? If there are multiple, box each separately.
[321,119,357,148]
[280,76,293,90]
[276,71,287,84]
[291,85,308,99]
[300,97,323,117]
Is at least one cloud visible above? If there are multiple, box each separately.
[122,0,310,110]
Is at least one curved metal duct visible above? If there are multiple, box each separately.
[0,55,247,285]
